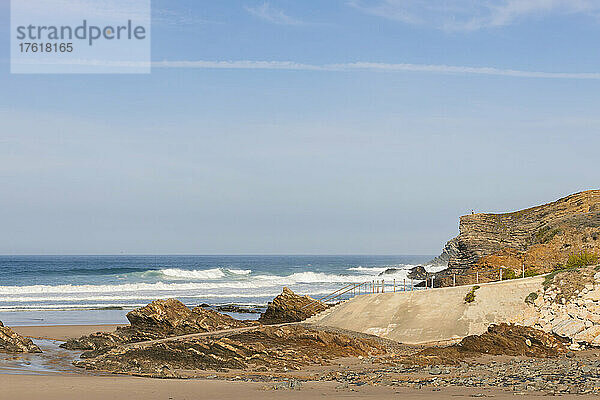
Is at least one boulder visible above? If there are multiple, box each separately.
[258,287,328,325]
[551,319,586,339]
[62,299,254,353]
[0,321,42,353]
[74,324,385,377]
[574,325,600,344]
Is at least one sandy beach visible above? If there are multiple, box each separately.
[0,324,589,400]
[0,370,585,400]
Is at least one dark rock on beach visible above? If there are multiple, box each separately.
[0,321,42,354]
[61,299,256,354]
[74,324,386,377]
[258,287,328,325]
[403,323,567,366]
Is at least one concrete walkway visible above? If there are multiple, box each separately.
[307,276,545,344]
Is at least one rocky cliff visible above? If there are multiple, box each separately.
[432,190,600,286]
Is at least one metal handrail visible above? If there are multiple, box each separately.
[300,281,368,311]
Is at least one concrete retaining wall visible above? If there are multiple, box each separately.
[307,276,544,344]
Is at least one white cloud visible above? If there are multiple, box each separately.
[348,0,600,30]
[245,2,304,25]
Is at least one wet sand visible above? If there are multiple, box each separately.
[12,324,124,341]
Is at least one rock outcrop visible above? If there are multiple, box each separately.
[258,287,328,325]
[62,299,255,353]
[431,190,600,286]
[403,323,566,366]
[0,321,42,353]
[73,324,385,377]
[407,265,428,280]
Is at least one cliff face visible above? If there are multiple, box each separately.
[433,190,600,286]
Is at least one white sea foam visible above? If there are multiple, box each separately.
[347,266,389,273]
[0,271,375,296]
[0,289,335,303]
[228,269,251,275]
[158,268,226,279]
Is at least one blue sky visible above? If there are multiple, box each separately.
[0,0,599,254]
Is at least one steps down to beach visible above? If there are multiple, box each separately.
[307,276,545,344]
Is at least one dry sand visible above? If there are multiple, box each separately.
[0,374,582,400]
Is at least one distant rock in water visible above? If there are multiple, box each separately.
[378,268,400,276]
[215,304,262,314]
[258,287,328,325]
[74,324,386,377]
[430,190,600,287]
[61,299,255,354]
[0,321,42,353]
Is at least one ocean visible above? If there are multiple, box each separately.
[0,255,440,326]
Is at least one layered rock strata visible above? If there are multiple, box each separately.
[431,190,600,287]
[73,324,385,377]
[258,287,328,325]
[61,299,255,353]
[0,321,42,353]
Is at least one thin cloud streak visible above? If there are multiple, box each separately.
[152,60,600,80]
[14,59,600,80]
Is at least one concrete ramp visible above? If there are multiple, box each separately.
[307,276,544,344]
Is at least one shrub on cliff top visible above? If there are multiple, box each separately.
[565,251,598,269]
[502,268,517,280]
[524,268,540,278]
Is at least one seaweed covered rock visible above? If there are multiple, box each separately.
[74,324,385,377]
[258,287,328,324]
[61,299,255,353]
[0,321,42,354]
[404,323,566,366]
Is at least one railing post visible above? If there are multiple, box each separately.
[393,279,396,293]
[453,274,456,286]
[522,262,525,278]
[382,279,385,293]
[499,267,502,281]
[476,271,479,284]
[403,278,405,292]
[411,279,413,291]
[431,276,434,288]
